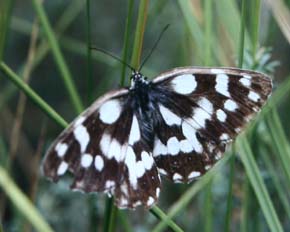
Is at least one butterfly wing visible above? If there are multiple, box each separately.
[42,88,160,208]
[150,67,272,182]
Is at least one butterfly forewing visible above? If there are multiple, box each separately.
[151,67,272,182]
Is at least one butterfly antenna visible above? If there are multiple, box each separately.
[138,24,170,72]
[90,46,136,72]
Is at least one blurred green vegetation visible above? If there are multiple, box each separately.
[0,0,290,231]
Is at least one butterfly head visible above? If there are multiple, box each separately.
[130,71,149,89]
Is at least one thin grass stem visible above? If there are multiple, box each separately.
[150,207,184,232]
[0,62,68,128]
[31,0,84,113]
[130,0,149,69]
[237,137,283,232]
[0,166,53,232]
[120,0,135,86]
[86,0,93,104]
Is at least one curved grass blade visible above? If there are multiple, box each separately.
[0,165,53,232]
[31,0,84,113]
[237,136,283,232]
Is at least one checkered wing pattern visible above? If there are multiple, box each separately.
[42,89,161,209]
[151,67,272,183]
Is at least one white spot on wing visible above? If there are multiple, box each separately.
[220,133,230,140]
[99,99,122,124]
[135,161,145,178]
[216,109,227,122]
[107,139,121,160]
[180,139,193,153]
[173,173,183,181]
[73,125,90,153]
[94,155,104,171]
[125,146,138,189]
[159,105,182,126]
[205,165,211,170]
[156,187,161,197]
[74,116,86,127]
[141,151,154,170]
[188,171,200,179]
[182,122,203,153]
[153,138,167,156]
[100,133,111,156]
[55,143,68,157]
[198,97,214,115]
[81,153,93,168]
[171,74,197,94]
[57,161,68,175]
[240,76,251,87]
[128,115,140,145]
[192,106,211,129]
[105,180,115,189]
[158,168,167,176]
[147,196,155,206]
[215,74,230,97]
[167,137,180,156]
[248,91,260,102]
[186,118,201,129]
[224,99,238,111]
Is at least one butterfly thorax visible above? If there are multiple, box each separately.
[129,72,155,148]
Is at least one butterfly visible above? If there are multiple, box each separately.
[42,66,272,209]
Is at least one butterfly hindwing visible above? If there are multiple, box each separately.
[151,67,272,182]
[42,89,161,208]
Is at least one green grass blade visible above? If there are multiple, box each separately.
[150,206,184,232]
[177,1,204,64]
[130,0,149,69]
[224,155,235,232]
[204,0,213,67]
[265,108,290,186]
[240,178,250,232]
[1,0,85,113]
[86,0,93,104]
[31,0,84,113]
[215,0,251,53]
[260,145,290,218]
[0,0,13,62]
[0,165,53,232]
[238,0,246,68]
[120,0,135,86]
[0,62,68,128]
[103,197,117,232]
[250,0,261,57]
[118,211,133,232]
[237,136,283,232]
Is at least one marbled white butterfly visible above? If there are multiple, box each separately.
[42,67,272,209]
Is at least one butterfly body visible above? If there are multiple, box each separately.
[43,67,272,209]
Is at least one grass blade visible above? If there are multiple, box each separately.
[0,0,13,61]
[86,0,93,105]
[0,165,53,232]
[237,136,283,232]
[31,0,84,113]
[130,0,150,69]
[150,206,184,232]
[265,108,290,186]
[0,62,68,128]
[120,0,135,86]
